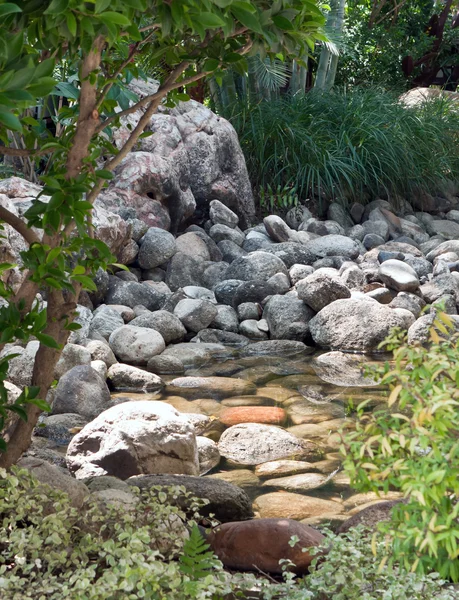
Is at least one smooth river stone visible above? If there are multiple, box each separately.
[378,259,419,292]
[218,423,313,466]
[262,473,328,492]
[284,397,344,425]
[221,396,275,407]
[255,460,317,478]
[207,469,260,488]
[287,418,348,439]
[253,492,343,520]
[166,376,256,399]
[255,386,300,403]
[343,491,403,511]
[312,351,379,387]
[220,406,287,427]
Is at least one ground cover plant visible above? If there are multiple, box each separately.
[227,88,459,212]
[342,315,459,582]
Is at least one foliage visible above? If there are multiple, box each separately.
[0,467,262,599]
[342,315,459,581]
[259,182,299,214]
[227,88,459,209]
[0,0,326,465]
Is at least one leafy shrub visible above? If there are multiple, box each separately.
[342,315,459,581]
[0,467,258,599]
[259,183,299,214]
[227,89,459,209]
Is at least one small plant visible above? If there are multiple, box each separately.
[259,183,299,214]
[342,314,459,581]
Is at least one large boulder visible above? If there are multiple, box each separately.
[309,298,410,351]
[105,277,165,311]
[127,473,253,522]
[296,270,351,312]
[106,363,164,392]
[306,235,361,260]
[129,310,186,343]
[109,325,165,365]
[263,295,314,340]
[225,251,288,282]
[52,366,111,420]
[109,97,255,231]
[173,299,218,332]
[137,227,176,269]
[66,401,199,479]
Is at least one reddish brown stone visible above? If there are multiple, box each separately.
[206,518,325,574]
[220,406,287,427]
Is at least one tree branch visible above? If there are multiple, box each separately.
[0,146,53,158]
[0,205,40,246]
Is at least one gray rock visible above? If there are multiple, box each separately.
[426,240,459,262]
[430,294,458,314]
[347,224,365,242]
[90,305,125,340]
[218,423,309,466]
[167,375,255,399]
[289,264,314,285]
[55,344,92,379]
[312,351,378,387]
[363,233,386,250]
[35,413,88,445]
[237,302,260,321]
[420,274,459,303]
[183,285,216,303]
[202,262,229,288]
[84,339,118,367]
[241,340,310,356]
[301,218,344,236]
[307,235,360,260]
[239,319,268,339]
[263,215,292,242]
[263,295,314,340]
[129,310,186,343]
[214,279,244,305]
[379,259,420,292]
[232,280,277,306]
[147,355,185,375]
[192,329,249,347]
[68,305,93,344]
[225,251,288,282]
[17,457,89,508]
[174,298,218,332]
[175,232,210,261]
[340,264,366,290]
[197,436,220,475]
[327,202,353,228]
[263,242,315,268]
[107,363,164,392]
[5,340,39,387]
[362,219,389,241]
[91,360,108,380]
[105,277,165,311]
[285,205,313,230]
[165,252,205,291]
[52,366,111,420]
[218,239,247,262]
[109,325,165,365]
[143,267,166,282]
[209,223,245,246]
[296,271,351,312]
[66,401,199,480]
[127,473,253,522]
[210,305,239,333]
[266,272,291,295]
[309,298,411,352]
[389,292,425,318]
[429,220,459,240]
[404,256,433,279]
[209,199,239,228]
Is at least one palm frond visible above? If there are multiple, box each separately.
[248,55,291,91]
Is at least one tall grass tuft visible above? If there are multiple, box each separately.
[225,89,459,208]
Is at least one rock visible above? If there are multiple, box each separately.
[389,292,425,318]
[147,355,184,375]
[183,285,217,303]
[52,366,111,420]
[109,325,165,365]
[263,472,328,492]
[17,457,89,509]
[105,277,165,311]
[173,298,218,332]
[350,202,365,223]
[107,363,163,392]
[127,473,253,522]
[378,259,420,292]
[95,188,171,230]
[89,488,139,510]
[137,227,176,269]
[404,256,433,279]
[91,360,107,379]
[289,264,314,285]
[69,305,93,344]
[285,397,344,425]
[161,343,229,367]
[218,423,309,465]
[255,460,318,478]
[263,242,315,269]
[232,280,277,306]
[175,232,211,261]
[239,319,268,339]
[241,340,310,356]
[263,215,292,242]
[297,271,351,312]
[220,406,287,426]
[337,500,404,534]
[165,252,206,291]
[214,279,245,305]
[285,205,313,229]
[206,519,325,575]
[90,305,125,339]
[129,310,186,343]
[197,436,220,475]
[53,344,91,379]
[429,220,459,240]
[309,298,410,351]
[209,199,239,228]
[426,240,459,262]
[420,274,458,303]
[263,295,314,340]
[193,328,249,346]
[328,203,353,228]
[209,223,245,246]
[34,413,88,446]
[237,302,260,321]
[5,340,39,387]
[225,251,288,282]
[254,492,343,520]
[84,339,117,367]
[363,233,386,250]
[312,351,378,387]
[307,235,360,260]
[167,376,256,399]
[66,401,199,480]
[210,305,239,333]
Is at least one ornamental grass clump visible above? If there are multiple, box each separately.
[342,314,459,581]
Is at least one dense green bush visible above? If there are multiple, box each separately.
[227,89,459,211]
[342,315,459,582]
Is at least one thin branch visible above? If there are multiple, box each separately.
[0,146,52,158]
[0,205,40,246]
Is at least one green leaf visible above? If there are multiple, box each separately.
[203,58,220,71]
[50,81,79,100]
[198,12,225,28]
[95,0,111,13]
[44,0,69,15]
[232,7,263,33]
[0,3,22,17]
[35,333,60,349]
[272,14,294,30]
[72,275,98,291]
[95,169,114,180]
[0,109,22,132]
[66,12,77,36]
[97,11,131,26]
